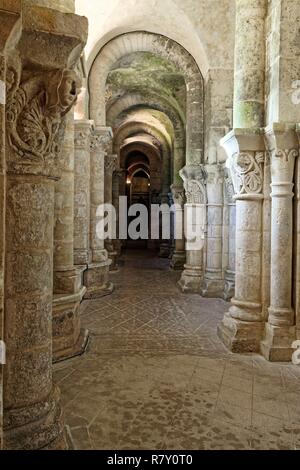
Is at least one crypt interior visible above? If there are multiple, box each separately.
[1,0,300,450]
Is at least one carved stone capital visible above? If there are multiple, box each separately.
[170,184,185,207]
[224,169,235,204]
[221,128,265,199]
[5,66,81,177]
[228,151,265,197]
[105,154,118,175]
[265,124,299,185]
[90,126,112,153]
[74,120,93,148]
[179,165,207,204]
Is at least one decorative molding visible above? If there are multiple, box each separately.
[74,129,91,148]
[105,154,118,174]
[180,165,207,205]
[228,151,264,196]
[275,149,298,163]
[6,66,81,175]
[171,185,185,207]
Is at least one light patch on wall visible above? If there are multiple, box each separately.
[0,80,6,105]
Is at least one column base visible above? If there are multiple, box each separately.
[3,386,67,450]
[218,311,264,353]
[159,243,170,258]
[260,323,296,362]
[53,287,89,363]
[108,250,119,272]
[223,277,235,301]
[178,265,203,293]
[84,260,114,299]
[170,251,186,271]
[202,276,224,298]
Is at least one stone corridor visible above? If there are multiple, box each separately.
[54,250,300,450]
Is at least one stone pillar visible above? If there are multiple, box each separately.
[178,165,207,293]
[218,130,266,352]
[112,170,123,259]
[0,3,21,450]
[261,124,298,361]
[202,165,224,297]
[3,5,87,449]
[233,0,266,128]
[223,171,236,301]
[74,120,93,266]
[104,153,118,271]
[52,114,88,363]
[159,192,171,258]
[170,185,186,270]
[84,127,113,298]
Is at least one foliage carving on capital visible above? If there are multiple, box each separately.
[105,154,118,174]
[180,165,207,205]
[90,132,112,152]
[228,151,264,196]
[275,149,298,162]
[224,171,235,204]
[6,66,81,173]
[171,185,185,207]
[74,129,91,148]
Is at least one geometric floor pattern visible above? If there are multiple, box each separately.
[54,249,300,450]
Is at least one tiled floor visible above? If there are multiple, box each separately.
[54,249,300,450]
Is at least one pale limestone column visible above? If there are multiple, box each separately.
[112,170,123,258]
[3,4,87,449]
[170,185,186,270]
[84,127,113,298]
[223,171,236,301]
[261,124,298,361]
[295,127,300,339]
[52,113,88,363]
[202,165,224,297]
[178,165,207,293]
[104,154,118,271]
[159,192,172,258]
[233,0,266,128]
[218,130,266,352]
[74,120,93,265]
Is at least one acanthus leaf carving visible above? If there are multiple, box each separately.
[6,66,81,174]
[180,165,207,205]
[229,151,264,196]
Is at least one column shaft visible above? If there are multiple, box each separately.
[52,113,88,363]
[84,127,113,298]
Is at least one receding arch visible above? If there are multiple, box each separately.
[89,31,204,165]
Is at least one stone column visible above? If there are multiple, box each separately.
[104,153,118,271]
[202,165,224,297]
[84,127,113,298]
[74,120,93,266]
[52,114,88,363]
[0,3,21,450]
[233,0,266,129]
[261,124,298,361]
[170,185,186,270]
[218,130,266,352]
[3,5,87,449]
[112,170,123,259]
[159,192,171,258]
[178,165,207,293]
[223,171,236,301]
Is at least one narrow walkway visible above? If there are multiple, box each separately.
[54,250,300,450]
